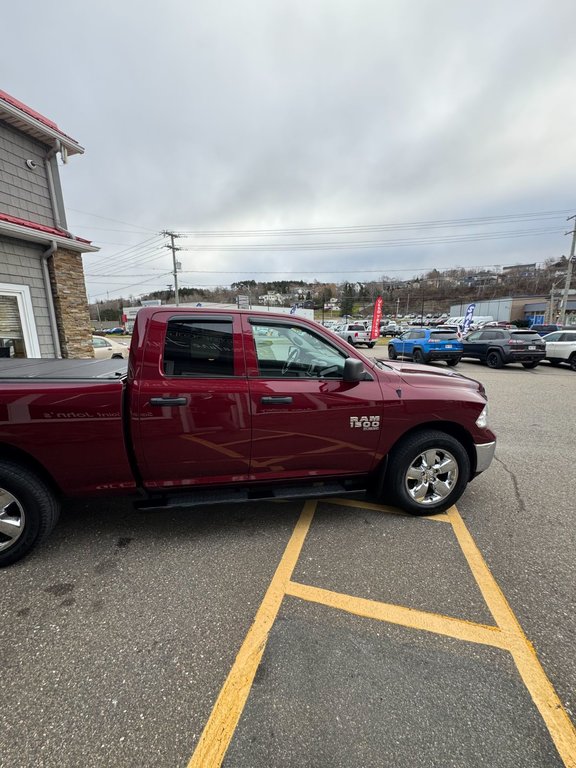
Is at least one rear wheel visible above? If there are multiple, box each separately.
[0,461,60,567]
[486,350,503,369]
[347,336,356,346]
[522,361,539,369]
[413,348,426,364]
[383,430,470,515]
[446,358,460,367]
[368,342,375,348]
[388,346,397,359]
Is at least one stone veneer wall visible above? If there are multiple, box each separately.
[48,248,93,358]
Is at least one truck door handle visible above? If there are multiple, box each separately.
[261,396,293,405]
[149,397,188,406]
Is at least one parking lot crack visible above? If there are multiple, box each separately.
[494,456,526,515]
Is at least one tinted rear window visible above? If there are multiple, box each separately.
[348,325,366,331]
[163,319,234,376]
[511,331,542,340]
[430,331,459,340]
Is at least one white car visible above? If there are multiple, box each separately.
[92,335,129,360]
[542,330,576,371]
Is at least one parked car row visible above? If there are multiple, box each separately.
[384,326,576,371]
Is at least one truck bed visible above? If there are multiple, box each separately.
[0,359,133,495]
[0,358,127,379]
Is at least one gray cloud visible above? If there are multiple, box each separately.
[2,0,575,299]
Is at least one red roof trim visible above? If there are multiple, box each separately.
[0,212,92,244]
[0,89,80,146]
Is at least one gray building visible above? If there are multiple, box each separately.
[0,89,98,358]
[450,295,576,326]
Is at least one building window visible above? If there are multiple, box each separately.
[0,283,40,358]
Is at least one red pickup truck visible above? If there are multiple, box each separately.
[0,307,496,566]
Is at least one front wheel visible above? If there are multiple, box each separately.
[383,430,470,515]
[0,461,60,567]
[569,354,576,372]
[388,346,397,359]
[486,350,503,369]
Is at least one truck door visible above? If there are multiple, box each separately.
[130,313,252,488]
[397,331,413,357]
[243,317,383,479]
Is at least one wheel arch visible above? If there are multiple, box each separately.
[0,443,62,499]
[376,420,477,486]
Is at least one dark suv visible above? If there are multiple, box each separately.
[530,324,561,337]
[462,329,545,368]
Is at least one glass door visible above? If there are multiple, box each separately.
[0,284,41,358]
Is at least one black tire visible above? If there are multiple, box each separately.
[486,350,503,369]
[383,430,470,515]
[388,345,397,360]
[522,361,539,369]
[569,354,576,372]
[347,336,356,347]
[0,460,60,567]
[368,342,376,349]
[548,359,561,367]
[112,354,123,359]
[446,358,460,367]
[413,348,426,364]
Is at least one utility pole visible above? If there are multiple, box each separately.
[163,231,181,306]
[559,215,576,326]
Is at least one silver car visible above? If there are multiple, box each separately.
[333,323,375,348]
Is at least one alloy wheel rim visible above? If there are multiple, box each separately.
[0,488,25,551]
[405,448,459,505]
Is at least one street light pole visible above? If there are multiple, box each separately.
[559,215,576,325]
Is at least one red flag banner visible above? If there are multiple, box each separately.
[370,296,383,340]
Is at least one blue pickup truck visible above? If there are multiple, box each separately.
[387,328,463,365]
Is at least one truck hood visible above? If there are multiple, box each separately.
[373,358,486,397]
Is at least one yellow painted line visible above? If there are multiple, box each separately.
[286,580,509,650]
[447,505,576,768]
[325,496,451,522]
[187,500,317,768]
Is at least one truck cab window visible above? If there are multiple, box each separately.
[163,319,234,377]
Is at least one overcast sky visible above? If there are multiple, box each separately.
[2,0,576,302]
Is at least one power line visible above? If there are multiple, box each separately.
[89,272,173,300]
[175,226,563,252]
[174,209,573,238]
[68,208,157,233]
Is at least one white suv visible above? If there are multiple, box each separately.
[543,330,576,371]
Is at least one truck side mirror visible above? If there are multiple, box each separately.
[343,357,365,382]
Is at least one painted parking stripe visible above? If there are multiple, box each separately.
[187,500,317,768]
[447,505,576,768]
[285,580,509,649]
[187,498,576,768]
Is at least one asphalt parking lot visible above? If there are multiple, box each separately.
[1,355,575,768]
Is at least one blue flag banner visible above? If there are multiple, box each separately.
[461,303,476,336]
